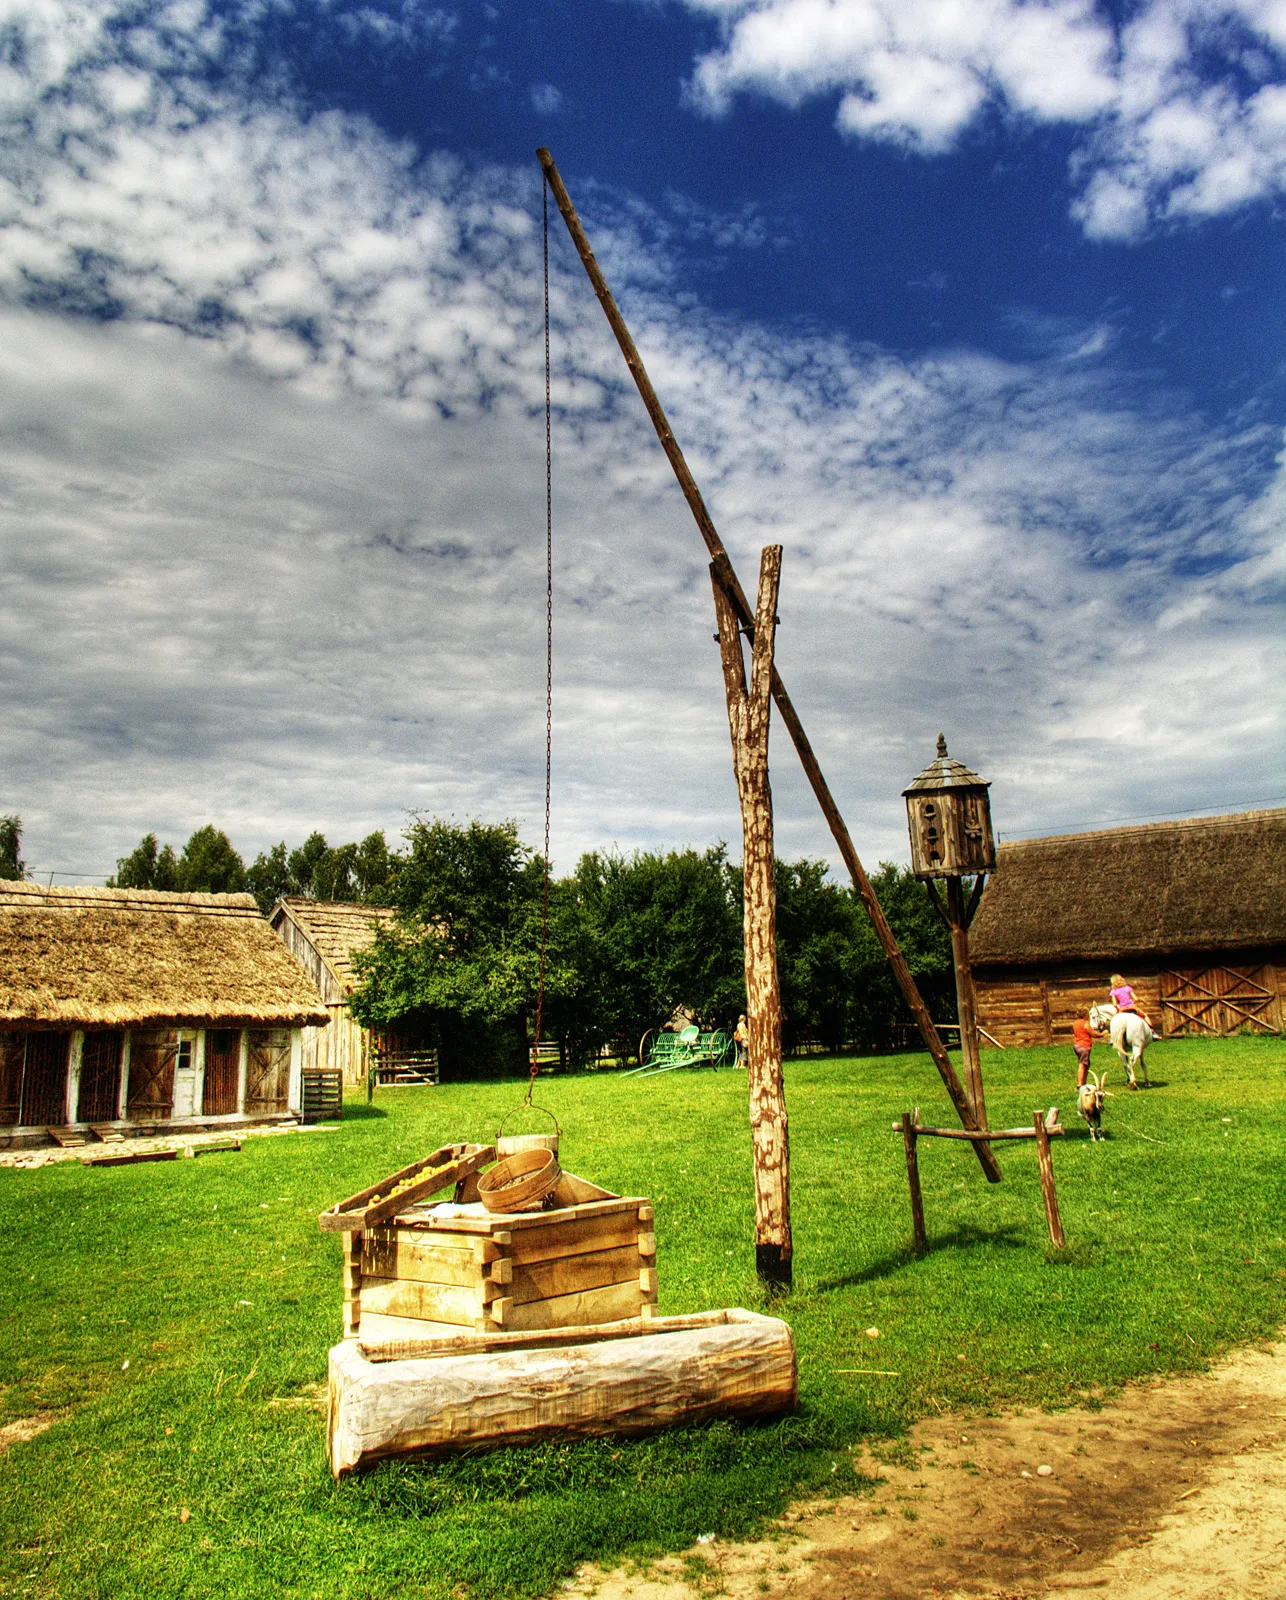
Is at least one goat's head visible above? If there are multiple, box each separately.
[1077,1071,1108,1137]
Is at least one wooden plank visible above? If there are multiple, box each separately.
[362,1232,497,1285]
[509,1243,644,1307]
[902,1109,926,1251]
[358,1276,488,1324]
[318,1144,493,1232]
[359,1309,739,1364]
[1034,1113,1066,1250]
[329,1307,797,1473]
[502,1278,643,1333]
[357,1312,472,1345]
[80,1147,180,1167]
[509,1212,644,1265]
[396,1196,647,1236]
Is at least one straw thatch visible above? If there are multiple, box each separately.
[0,881,330,1027]
[270,898,397,998]
[969,809,1286,967]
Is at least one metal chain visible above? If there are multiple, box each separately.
[527,175,554,1107]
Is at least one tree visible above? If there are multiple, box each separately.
[573,846,743,1049]
[174,826,247,894]
[110,833,177,890]
[351,819,563,1079]
[353,831,393,900]
[246,842,296,914]
[286,832,329,898]
[0,816,24,881]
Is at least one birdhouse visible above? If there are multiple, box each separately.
[902,735,996,879]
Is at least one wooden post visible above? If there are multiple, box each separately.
[901,1108,926,1251]
[1033,1113,1065,1249]
[537,147,999,1185]
[711,547,790,1289]
[946,876,987,1131]
[343,1231,363,1337]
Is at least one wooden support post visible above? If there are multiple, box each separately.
[711,548,790,1289]
[946,875,989,1141]
[343,1230,363,1337]
[537,147,999,1185]
[901,1108,926,1252]
[1033,1113,1066,1250]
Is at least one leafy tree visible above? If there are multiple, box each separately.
[110,833,178,891]
[0,816,24,881]
[174,826,247,895]
[314,841,358,901]
[770,857,868,1053]
[246,842,295,914]
[287,832,330,898]
[573,846,743,1050]
[351,819,566,1079]
[353,831,393,900]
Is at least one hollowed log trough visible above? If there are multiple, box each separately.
[327,1308,798,1476]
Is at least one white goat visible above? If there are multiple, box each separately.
[1076,1070,1108,1140]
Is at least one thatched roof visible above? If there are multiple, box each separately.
[969,809,1286,967]
[0,882,330,1028]
[270,898,397,994]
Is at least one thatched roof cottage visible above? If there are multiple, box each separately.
[270,898,435,1086]
[0,882,329,1145]
[968,809,1286,1045]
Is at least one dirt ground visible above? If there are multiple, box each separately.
[571,1336,1286,1600]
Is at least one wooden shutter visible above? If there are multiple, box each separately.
[0,1033,25,1126]
[245,1029,291,1113]
[202,1030,241,1116]
[127,1030,178,1121]
[78,1032,124,1123]
[1160,965,1280,1036]
[21,1032,71,1126]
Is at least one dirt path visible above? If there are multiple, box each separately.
[572,1337,1286,1600]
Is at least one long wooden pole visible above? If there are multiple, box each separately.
[537,147,1000,1183]
[712,550,791,1287]
[946,875,988,1132]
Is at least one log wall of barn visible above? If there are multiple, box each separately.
[300,1004,367,1087]
[976,948,1284,1045]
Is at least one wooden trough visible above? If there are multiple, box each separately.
[327,1308,798,1475]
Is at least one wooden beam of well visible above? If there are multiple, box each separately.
[537,146,999,1184]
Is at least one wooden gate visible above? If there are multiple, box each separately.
[0,1033,24,1124]
[245,1029,291,1113]
[127,1030,178,1121]
[203,1030,241,1116]
[1160,965,1281,1036]
[78,1032,123,1122]
[21,1032,71,1125]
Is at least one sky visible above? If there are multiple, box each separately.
[1,0,1283,884]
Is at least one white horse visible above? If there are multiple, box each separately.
[1089,1001,1155,1088]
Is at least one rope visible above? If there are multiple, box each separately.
[527,175,554,1106]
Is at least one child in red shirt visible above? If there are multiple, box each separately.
[1073,1015,1097,1086]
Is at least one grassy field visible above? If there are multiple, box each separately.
[1,1036,1283,1600]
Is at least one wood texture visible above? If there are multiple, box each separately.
[500,1278,642,1332]
[1034,1113,1066,1249]
[946,876,988,1141]
[328,1307,798,1474]
[536,147,999,1184]
[319,1144,494,1231]
[902,1108,926,1251]
[508,1243,642,1306]
[712,549,791,1286]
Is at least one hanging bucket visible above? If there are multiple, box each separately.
[495,1103,561,1160]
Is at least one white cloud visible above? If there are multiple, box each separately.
[681,0,1286,238]
[0,0,1281,882]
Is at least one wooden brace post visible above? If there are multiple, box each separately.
[711,548,790,1288]
[1033,1112,1066,1250]
[901,1108,927,1252]
[537,146,1000,1185]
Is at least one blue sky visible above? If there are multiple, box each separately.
[1,0,1283,881]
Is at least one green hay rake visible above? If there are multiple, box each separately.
[626,1024,737,1078]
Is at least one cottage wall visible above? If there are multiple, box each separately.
[976,949,1284,1046]
[300,1005,367,1087]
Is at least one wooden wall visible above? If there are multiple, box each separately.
[976,948,1284,1046]
[272,914,347,1006]
[300,1004,367,1087]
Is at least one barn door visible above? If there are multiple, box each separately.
[1160,965,1280,1036]
[21,1032,71,1125]
[127,1030,178,1121]
[203,1030,241,1116]
[245,1029,291,1113]
[0,1033,23,1125]
[78,1032,124,1122]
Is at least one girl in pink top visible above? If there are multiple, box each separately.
[1109,973,1137,1012]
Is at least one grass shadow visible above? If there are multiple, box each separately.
[337,1104,388,1121]
[814,1223,1027,1293]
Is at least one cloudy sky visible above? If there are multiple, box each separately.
[2,0,1283,882]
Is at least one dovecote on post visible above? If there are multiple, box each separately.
[903,734,996,881]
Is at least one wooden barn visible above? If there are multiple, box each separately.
[0,882,330,1147]
[270,898,437,1087]
[968,809,1286,1046]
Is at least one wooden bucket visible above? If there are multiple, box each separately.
[495,1105,560,1161]
[478,1147,561,1213]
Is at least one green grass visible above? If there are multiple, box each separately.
[1,1036,1283,1599]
